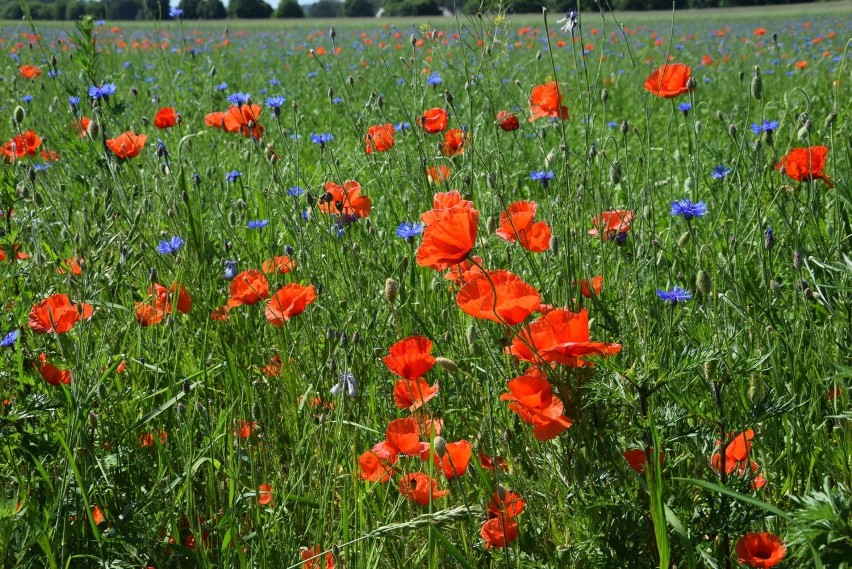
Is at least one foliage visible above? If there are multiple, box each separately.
[276,0,305,18]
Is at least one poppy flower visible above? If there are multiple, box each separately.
[496,201,552,253]
[735,532,786,568]
[228,270,270,308]
[442,128,466,157]
[74,117,92,138]
[384,336,436,380]
[507,308,622,367]
[480,516,519,548]
[425,164,451,184]
[365,123,395,154]
[643,63,692,98]
[374,417,430,458]
[393,377,439,411]
[398,472,448,505]
[433,440,472,478]
[92,505,105,526]
[29,294,93,334]
[588,210,634,241]
[262,256,295,274]
[140,430,167,447]
[358,449,397,482]
[1,243,30,262]
[234,419,258,439]
[775,146,833,187]
[257,483,273,506]
[528,81,569,121]
[300,545,336,569]
[204,111,227,130]
[417,108,449,134]
[153,106,178,129]
[260,354,283,377]
[456,270,541,326]
[2,130,42,160]
[478,453,508,471]
[711,429,755,475]
[152,282,193,314]
[416,207,479,271]
[575,276,603,298]
[265,283,317,326]
[319,180,372,218]
[444,256,485,286]
[222,104,264,139]
[623,448,664,474]
[19,65,41,79]
[496,110,519,131]
[57,257,84,276]
[40,360,71,386]
[421,190,475,223]
[500,368,573,441]
[106,131,147,159]
[488,489,526,518]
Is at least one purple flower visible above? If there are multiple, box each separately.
[156,236,184,255]
[227,92,251,106]
[670,199,707,220]
[310,133,334,145]
[247,219,269,229]
[226,170,241,183]
[287,186,304,197]
[530,170,554,188]
[711,166,731,179]
[750,120,779,134]
[1,330,19,347]
[88,83,117,100]
[169,7,183,18]
[396,221,424,239]
[657,286,692,305]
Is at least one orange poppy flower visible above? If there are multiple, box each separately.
[588,210,634,241]
[443,256,484,285]
[2,130,42,160]
[442,128,466,157]
[528,81,569,121]
[643,63,692,98]
[754,28,767,36]
[496,110,520,131]
[92,505,105,526]
[420,190,474,223]
[258,483,273,506]
[222,104,264,139]
[383,336,436,379]
[374,417,430,458]
[496,201,552,253]
[135,283,191,326]
[774,146,833,187]
[234,419,258,439]
[711,429,755,475]
[74,117,92,138]
[416,207,479,271]
[40,360,71,386]
[106,131,147,159]
[575,275,603,298]
[480,516,519,548]
[140,430,167,447]
[735,533,786,568]
[265,283,317,326]
[29,293,93,334]
[393,377,439,411]
[358,449,398,482]
[228,270,270,308]
[300,545,336,569]
[456,270,541,326]
[57,257,84,276]
[261,256,295,274]
[425,164,451,184]
[398,472,448,505]
[19,64,41,79]
[204,111,227,130]
[417,107,449,134]
[153,106,178,129]
[488,489,526,518]
[319,180,372,218]
[623,448,664,474]
[0,243,29,262]
[507,308,622,367]
[364,123,395,154]
[433,439,472,478]
[500,367,573,441]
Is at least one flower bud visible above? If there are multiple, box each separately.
[536,50,542,61]
[433,436,447,458]
[824,111,837,129]
[384,277,399,303]
[793,250,802,270]
[750,68,762,100]
[601,88,608,102]
[609,160,622,185]
[678,231,690,248]
[686,76,697,91]
[329,27,336,39]
[696,270,712,295]
[435,357,458,372]
[444,89,453,104]
[87,119,99,138]
[13,105,25,125]
[620,120,629,134]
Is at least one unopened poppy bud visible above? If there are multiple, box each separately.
[327,86,334,100]
[209,66,216,77]
[377,96,383,108]
[678,231,690,248]
[750,72,762,101]
[409,34,416,46]
[696,270,712,295]
[291,100,298,112]
[227,211,237,226]
[609,160,621,185]
[433,436,447,458]
[515,79,522,88]
[485,46,492,56]
[797,126,809,141]
[444,89,453,104]
[329,26,336,39]
[348,76,354,87]
[141,116,151,126]
[149,267,158,283]
[27,167,36,182]
[793,250,802,270]
[13,105,25,125]
[487,215,498,234]
[824,111,837,129]
[753,139,761,152]
[703,360,716,381]
[89,411,98,427]
[601,88,608,102]
[588,143,597,159]
[130,86,138,97]
[551,236,559,255]
[435,357,458,372]
[384,277,399,303]
[694,120,703,136]
[87,120,99,138]
[687,76,697,91]
[466,324,476,345]
[536,50,542,61]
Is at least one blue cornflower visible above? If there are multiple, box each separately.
[155,139,169,159]
[169,7,183,18]
[214,82,228,91]
[307,71,319,79]
[247,219,269,229]
[332,97,343,104]
[192,173,202,185]
[678,102,691,114]
[69,96,80,109]
[657,286,692,305]
[310,133,334,145]
[156,236,184,255]
[223,260,238,280]
[557,9,578,32]
[287,186,304,197]
[264,95,286,110]
[89,83,117,99]
[0,330,19,347]
[530,170,555,187]
[33,163,51,172]
[607,121,619,128]
[48,70,60,78]
[427,71,442,86]
[396,221,424,239]
[711,166,732,180]
[330,371,358,397]
[227,92,251,106]
[225,170,241,183]
[21,95,33,104]
[750,120,779,134]
[331,223,345,238]
[394,121,410,132]
[95,19,106,25]
[764,227,775,249]
[670,199,708,220]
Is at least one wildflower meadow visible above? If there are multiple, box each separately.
[0,3,850,567]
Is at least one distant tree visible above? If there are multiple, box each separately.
[229,0,273,18]
[276,0,305,17]
[66,0,87,19]
[345,0,374,16]
[103,0,139,19]
[1,2,24,18]
[306,0,343,17]
[52,0,69,20]
[384,0,440,16]
[197,0,227,18]
[139,0,170,18]
[178,0,201,18]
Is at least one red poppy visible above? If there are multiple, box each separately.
[496,201,552,253]
[711,429,755,475]
[204,111,226,130]
[735,532,786,568]
[496,110,520,131]
[373,417,430,458]
[257,483,273,506]
[383,336,436,379]
[40,360,71,386]
[134,283,191,326]
[234,419,258,439]
[398,472,448,505]
[358,449,398,482]
[222,104,264,139]
[300,546,336,569]
[92,505,105,526]
[265,283,317,326]
[488,489,526,518]
[417,107,449,134]
[480,516,519,548]
[153,107,178,129]
[421,190,474,224]
[500,367,573,441]
[507,308,622,367]
[106,131,147,159]
[1,243,30,262]
[393,377,439,411]
[754,28,767,36]
[29,294,93,334]
[140,430,167,447]
[319,180,372,218]
[528,81,569,121]
[228,270,270,308]
[643,63,692,98]
[573,276,603,298]
[365,123,395,154]
[2,130,42,160]
[623,448,665,474]
[588,210,634,241]
[416,207,479,271]
[262,256,295,274]
[775,146,833,187]
[478,453,508,471]
[57,257,84,276]
[19,64,41,79]
[456,270,541,326]
[442,128,466,157]
[433,440,472,478]
[443,256,485,286]
[425,164,451,184]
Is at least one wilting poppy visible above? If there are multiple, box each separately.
[383,336,436,379]
[2,130,42,160]
[300,545,336,569]
[358,449,398,482]
[528,81,569,121]
[735,532,786,568]
[425,164,451,184]
[393,377,439,411]
[588,210,634,241]
[480,516,519,548]
[456,270,541,326]
[265,283,317,326]
[106,131,147,159]
[319,180,372,218]
[29,294,93,334]
[153,107,178,129]
[398,472,448,505]
[19,65,41,79]
[442,128,466,157]
[258,483,273,506]
[643,63,692,98]
[262,256,295,274]
[775,146,833,187]
[433,440,472,478]
[228,270,270,308]
[416,207,479,270]
[496,201,552,253]
[365,123,395,154]
[417,108,449,134]
[496,110,520,131]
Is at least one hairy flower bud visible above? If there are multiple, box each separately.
[435,357,458,372]
[750,67,762,100]
[384,277,399,303]
[696,269,712,295]
[609,160,622,185]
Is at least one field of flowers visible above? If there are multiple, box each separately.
[0,5,850,567]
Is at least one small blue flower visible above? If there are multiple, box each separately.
[678,102,691,113]
[396,221,424,239]
[764,226,775,249]
[287,186,304,197]
[227,92,251,106]
[332,97,343,104]
[427,71,442,86]
[530,170,555,187]
[394,121,410,132]
[169,7,184,18]
[331,223,345,238]
[226,170,241,183]
[557,9,578,32]
[264,95,286,110]
[750,120,779,134]
[310,133,334,145]
[21,95,33,104]
[33,163,51,172]
[670,199,707,220]
[711,166,732,180]
[156,236,184,255]
[0,330,19,348]
[214,82,228,92]
[657,286,692,305]
[607,121,619,128]
[307,71,319,79]
[89,83,117,99]
[247,219,269,229]
[192,173,202,185]
[69,96,80,108]
[330,371,358,397]
[48,70,60,78]
[223,260,238,280]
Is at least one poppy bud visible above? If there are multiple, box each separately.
[444,89,453,104]
[433,436,447,458]
[515,79,522,89]
[327,86,334,100]
[27,167,36,182]
[348,76,354,87]
[485,46,492,56]
[609,160,621,185]
[793,250,802,270]
[89,411,98,427]
[620,120,629,134]
[409,34,416,46]
[694,120,703,136]
[435,357,458,372]
[551,236,559,255]
[466,324,476,345]
[536,50,542,61]
[291,100,298,112]
[50,54,57,68]
[678,231,690,248]
[183,379,191,394]
[601,88,608,102]
[753,139,761,152]
[87,120,99,138]
[703,360,716,381]
[13,105,25,125]
[686,76,697,91]
[696,270,712,295]
[377,96,383,108]
[130,86,138,98]
[149,267,158,283]
[384,277,399,303]
[329,27,336,39]
[487,215,498,234]
[824,111,837,129]
[228,211,237,227]
[750,70,762,101]
[797,126,809,141]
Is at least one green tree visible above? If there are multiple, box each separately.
[345,0,374,16]
[178,0,201,18]
[140,0,171,18]
[384,0,440,16]
[66,0,87,19]
[276,0,305,17]
[197,0,226,18]
[228,0,273,18]
[306,0,343,17]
